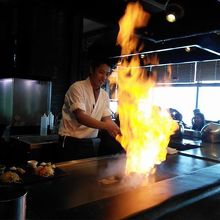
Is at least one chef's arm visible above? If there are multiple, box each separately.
[74,109,120,136]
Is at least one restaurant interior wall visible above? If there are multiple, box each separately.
[2,0,220,132]
[0,4,87,123]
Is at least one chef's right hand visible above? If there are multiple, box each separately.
[104,120,121,138]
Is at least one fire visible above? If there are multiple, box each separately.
[114,2,178,178]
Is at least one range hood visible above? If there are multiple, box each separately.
[0,78,51,126]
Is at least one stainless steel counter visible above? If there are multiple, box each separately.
[179,141,220,162]
[25,153,220,219]
[10,134,59,150]
[169,137,202,151]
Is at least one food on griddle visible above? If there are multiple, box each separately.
[40,162,47,166]
[35,164,54,177]
[40,162,56,169]
[0,171,21,183]
[16,167,26,175]
[98,176,119,185]
[10,166,17,171]
[0,161,56,183]
[9,166,26,175]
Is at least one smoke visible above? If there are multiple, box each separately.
[98,154,152,188]
[99,154,126,180]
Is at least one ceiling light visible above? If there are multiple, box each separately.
[166,13,176,23]
[185,47,191,52]
[165,3,184,23]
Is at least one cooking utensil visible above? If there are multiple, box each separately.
[0,185,27,220]
[201,122,220,143]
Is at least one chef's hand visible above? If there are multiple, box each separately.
[103,119,121,138]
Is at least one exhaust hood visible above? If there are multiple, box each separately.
[0,78,51,126]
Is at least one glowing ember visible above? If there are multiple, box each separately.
[113,2,178,178]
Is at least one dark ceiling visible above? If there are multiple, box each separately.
[84,0,220,39]
[1,0,220,64]
[83,0,220,63]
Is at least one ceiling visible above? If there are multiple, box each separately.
[83,0,220,63]
[1,0,220,64]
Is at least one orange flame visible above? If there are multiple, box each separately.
[117,1,150,55]
[114,2,178,178]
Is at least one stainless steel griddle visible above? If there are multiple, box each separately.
[24,151,220,219]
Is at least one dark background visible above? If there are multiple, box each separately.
[1,0,220,115]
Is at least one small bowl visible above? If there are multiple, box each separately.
[27,160,38,168]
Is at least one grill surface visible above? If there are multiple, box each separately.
[24,152,220,219]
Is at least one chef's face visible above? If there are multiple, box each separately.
[90,64,111,89]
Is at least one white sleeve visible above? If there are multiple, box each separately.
[67,83,86,112]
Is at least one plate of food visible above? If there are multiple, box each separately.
[0,161,67,185]
[0,168,25,185]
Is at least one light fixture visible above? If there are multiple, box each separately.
[166,13,176,23]
[165,3,184,23]
[185,47,191,52]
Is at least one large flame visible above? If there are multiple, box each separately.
[114,2,178,178]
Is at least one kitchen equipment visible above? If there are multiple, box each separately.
[201,122,220,143]
[183,128,201,139]
[0,78,51,126]
[0,185,27,220]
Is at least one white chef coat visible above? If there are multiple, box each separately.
[59,77,111,138]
